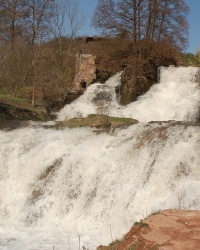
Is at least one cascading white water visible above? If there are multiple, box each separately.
[57,66,200,122]
[0,67,200,250]
[57,72,122,120]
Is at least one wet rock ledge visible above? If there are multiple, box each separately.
[0,102,48,121]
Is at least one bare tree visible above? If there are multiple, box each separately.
[49,0,84,39]
[0,0,29,96]
[24,0,55,106]
[155,0,189,50]
[65,0,85,39]
[0,0,84,105]
[92,0,189,50]
[46,0,84,98]
[0,0,28,46]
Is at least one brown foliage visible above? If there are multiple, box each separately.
[120,39,181,104]
[93,0,189,51]
[0,34,182,111]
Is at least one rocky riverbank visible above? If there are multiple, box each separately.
[98,209,200,250]
[0,102,49,121]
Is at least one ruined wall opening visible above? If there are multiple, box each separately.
[80,81,87,89]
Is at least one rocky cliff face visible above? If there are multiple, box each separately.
[120,42,181,105]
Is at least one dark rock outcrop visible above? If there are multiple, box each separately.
[0,103,48,121]
[64,90,84,104]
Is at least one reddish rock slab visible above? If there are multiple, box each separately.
[97,209,200,250]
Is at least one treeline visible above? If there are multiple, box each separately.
[92,0,200,104]
[0,0,198,110]
[93,0,189,51]
[182,52,200,67]
[0,0,84,107]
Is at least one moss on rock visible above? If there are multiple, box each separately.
[56,114,138,129]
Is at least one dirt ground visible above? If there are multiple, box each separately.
[97,209,200,250]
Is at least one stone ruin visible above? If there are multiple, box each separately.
[74,53,96,90]
[65,53,96,103]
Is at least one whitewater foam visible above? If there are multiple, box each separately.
[57,66,200,122]
[0,67,200,249]
[0,121,200,249]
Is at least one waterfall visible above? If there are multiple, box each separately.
[0,67,200,250]
[57,72,122,120]
[57,66,200,122]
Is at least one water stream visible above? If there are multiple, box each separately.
[0,66,200,249]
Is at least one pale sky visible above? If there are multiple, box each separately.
[77,0,200,53]
[185,0,200,53]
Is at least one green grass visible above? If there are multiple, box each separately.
[109,238,123,246]
[56,114,138,129]
[0,93,48,121]
[149,210,161,217]
[134,220,149,228]
[0,93,29,105]
[0,94,45,112]
[0,95,28,104]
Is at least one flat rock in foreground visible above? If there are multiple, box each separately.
[98,209,200,250]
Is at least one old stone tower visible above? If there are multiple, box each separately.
[73,52,96,90]
[64,52,97,103]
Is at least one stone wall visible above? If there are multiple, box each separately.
[72,53,96,91]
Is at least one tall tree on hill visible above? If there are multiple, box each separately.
[0,0,55,101]
[45,0,84,100]
[0,0,29,97]
[49,0,84,62]
[0,0,28,47]
[24,0,55,106]
[92,0,189,50]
